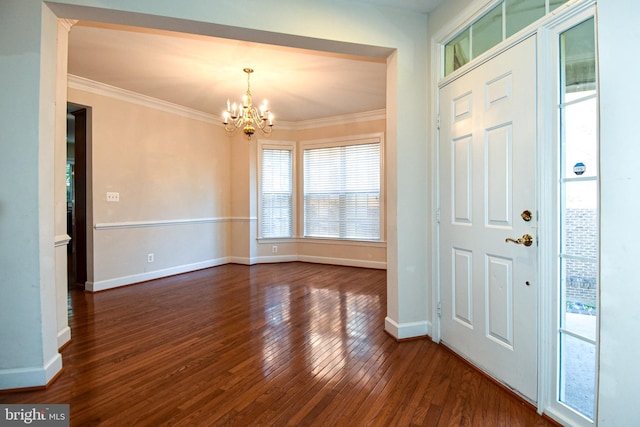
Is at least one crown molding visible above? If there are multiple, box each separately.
[67,75,385,129]
[67,74,217,124]
[293,109,386,130]
[59,19,78,31]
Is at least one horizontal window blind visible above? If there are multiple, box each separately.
[303,141,380,240]
[261,148,293,238]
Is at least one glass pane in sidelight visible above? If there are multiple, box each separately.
[561,257,597,337]
[561,181,598,259]
[559,333,596,420]
[560,18,596,100]
[561,95,597,179]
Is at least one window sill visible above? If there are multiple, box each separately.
[257,237,386,247]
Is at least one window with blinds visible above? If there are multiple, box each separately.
[260,146,293,238]
[303,139,381,240]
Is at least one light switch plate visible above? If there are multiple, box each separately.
[106,192,120,202]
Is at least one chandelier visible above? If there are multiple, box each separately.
[222,68,274,139]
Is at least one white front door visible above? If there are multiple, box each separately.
[438,35,538,401]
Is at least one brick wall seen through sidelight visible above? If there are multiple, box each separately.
[564,208,598,311]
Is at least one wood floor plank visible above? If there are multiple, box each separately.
[0,262,557,426]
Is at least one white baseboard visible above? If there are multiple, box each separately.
[0,353,62,390]
[226,256,253,265]
[385,317,431,340]
[253,255,299,264]
[298,255,386,270]
[57,326,71,349]
[227,255,297,265]
[230,255,385,269]
[226,256,298,265]
[86,258,229,292]
[86,255,386,292]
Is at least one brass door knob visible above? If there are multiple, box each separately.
[505,234,534,247]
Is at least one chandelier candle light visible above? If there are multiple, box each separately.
[223,68,274,139]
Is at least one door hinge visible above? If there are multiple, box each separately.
[437,301,442,318]
[436,114,441,130]
[436,208,441,224]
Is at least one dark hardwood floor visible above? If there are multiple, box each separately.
[1,263,556,426]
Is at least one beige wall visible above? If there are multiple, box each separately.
[68,86,231,290]
[68,86,386,290]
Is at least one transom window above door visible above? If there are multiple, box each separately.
[444,0,570,76]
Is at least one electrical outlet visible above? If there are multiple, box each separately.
[147,253,154,263]
[271,245,278,253]
[106,192,120,202]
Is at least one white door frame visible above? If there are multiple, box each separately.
[430,0,597,424]
[538,7,599,426]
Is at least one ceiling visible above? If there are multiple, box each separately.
[67,0,444,124]
[346,0,444,13]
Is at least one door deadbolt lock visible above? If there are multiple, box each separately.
[505,234,534,247]
[521,210,532,222]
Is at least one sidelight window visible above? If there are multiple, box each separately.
[558,17,598,422]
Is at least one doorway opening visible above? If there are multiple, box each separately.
[67,103,88,289]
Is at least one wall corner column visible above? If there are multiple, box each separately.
[385,48,431,340]
[54,17,73,350]
[0,0,62,389]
